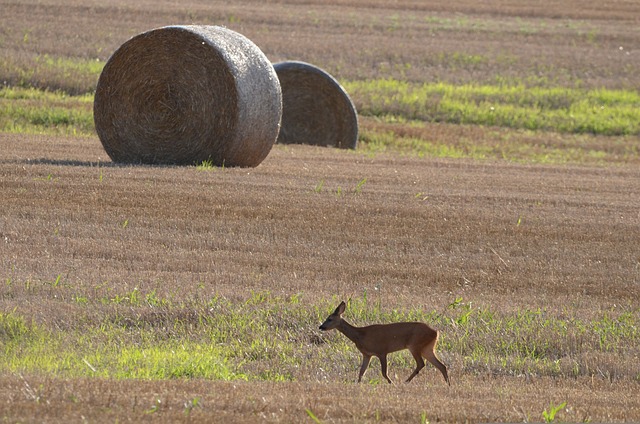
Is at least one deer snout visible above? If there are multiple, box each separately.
[319,324,326,330]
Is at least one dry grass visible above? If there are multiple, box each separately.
[1,133,639,422]
[2,0,640,421]
[2,0,640,93]
[2,133,638,310]
[1,375,639,423]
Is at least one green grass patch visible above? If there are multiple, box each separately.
[2,282,638,383]
[0,87,94,135]
[357,119,639,165]
[33,55,104,79]
[344,79,640,136]
[0,54,103,95]
[359,127,488,160]
[2,79,639,165]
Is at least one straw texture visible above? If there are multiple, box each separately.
[94,25,282,166]
[273,61,358,149]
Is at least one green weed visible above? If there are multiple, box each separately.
[543,401,567,422]
[0,311,31,343]
[353,178,367,194]
[306,408,323,423]
[196,159,215,171]
[146,398,162,414]
[420,411,430,424]
[184,397,201,415]
[313,180,325,193]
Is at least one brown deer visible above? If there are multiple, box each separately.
[319,301,449,385]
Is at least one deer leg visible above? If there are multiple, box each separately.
[357,354,371,382]
[405,348,426,383]
[379,354,393,384]
[423,341,450,385]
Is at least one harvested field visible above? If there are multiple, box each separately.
[2,133,638,310]
[1,133,639,422]
[2,0,640,93]
[1,375,639,423]
[1,0,640,422]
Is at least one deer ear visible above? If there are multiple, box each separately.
[336,301,346,315]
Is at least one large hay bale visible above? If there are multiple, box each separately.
[273,61,358,149]
[94,25,282,167]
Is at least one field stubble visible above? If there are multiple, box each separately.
[3,0,640,92]
[2,134,638,308]
[3,0,640,166]
[1,0,640,421]
[1,134,639,422]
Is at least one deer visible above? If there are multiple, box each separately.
[319,301,449,385]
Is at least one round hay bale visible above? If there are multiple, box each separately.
[273,61,358,149]
[94,25,282,167]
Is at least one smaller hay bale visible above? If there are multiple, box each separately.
[273,61,358,149]
[94,25,282,167]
